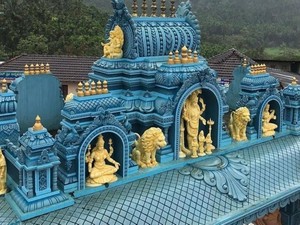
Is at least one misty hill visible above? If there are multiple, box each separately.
[84,0,300,59]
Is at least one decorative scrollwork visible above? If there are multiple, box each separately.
[179,153,250,202]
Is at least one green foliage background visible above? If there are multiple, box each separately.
[1,0,300,61]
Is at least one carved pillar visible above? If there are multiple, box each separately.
[27,172,34,198]
[164,127,169,144]
[255,209,282,225]
[52,166,58,191]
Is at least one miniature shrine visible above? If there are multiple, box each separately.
[1,0,300,225]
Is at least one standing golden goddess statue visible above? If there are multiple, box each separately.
[0,148,7,195]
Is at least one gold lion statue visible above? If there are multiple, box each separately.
[102,25,124,59]
[131,127,167,168]
[228,107,251,141]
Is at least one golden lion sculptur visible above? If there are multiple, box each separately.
[131,127,167,168]
[228,107,251,141]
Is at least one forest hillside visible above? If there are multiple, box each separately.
[84,0,300,60]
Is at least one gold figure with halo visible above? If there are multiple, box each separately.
[181,90,206,155]
[86,135,120,187]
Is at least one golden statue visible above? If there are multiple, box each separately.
[262,104,278,137]
[85,135,120,187]
[198,130,206,156]
[181,90,206,152]
[131,127,167,168]
[102,25,124,59]
[205,133,215,155]
[0,148,7,195]
[228,107,251,141]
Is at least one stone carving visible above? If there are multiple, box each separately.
[262,104,277,137]
[228,107,251,141]
[181,90,206,153]
[86,135,120,187]
[102,25,124,59]
[131,127,167,168]
[179,153,250,202]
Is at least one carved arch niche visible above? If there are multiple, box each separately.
[255,99,283,138]
[173,86,221,159]
[77,127,128,191]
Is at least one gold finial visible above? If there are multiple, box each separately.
[151,0,157,17]
[35,64,40,75]
[84,81,90,96]
[174,50,181,64]
[96,81,102,94]
[33,115,44,131]
[103,80,108,94]
[241,58,248,67]
[29,64,35,75]
[142,0,147,17]
[193,51,198,63]
[181,46,188,64]
[292,77,298,85]
[188,49,193,63]
[40,63,45,73]
[24,64,29,75]
[170,0,176,17]
[77,82,84,97]
[250,64,267,75]
[90,81,96,95]
[1,79,7,93]
[161,0,166,17]
[168,52,174,64]
[132,0,138,17]
[45,63,50,73]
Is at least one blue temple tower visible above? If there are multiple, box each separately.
[5,117,73,220]
[56,0,229,196]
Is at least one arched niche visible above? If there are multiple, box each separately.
[255,97,283,138]
[77,125,129,191]
[172,83,223,160]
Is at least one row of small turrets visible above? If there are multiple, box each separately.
[24,63,51,75]
[77,80,108,97]
[131,0,176,17]
[168,46,199,65]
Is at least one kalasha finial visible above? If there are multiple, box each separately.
[241,58,248,67]
[181,46,188,64]
[292,77,298,85]
[96,81,102,94]
[151,0,157,17]
[77,82,84,97]
[142,0,147,17]
[24,64,29,75]
[132,0,138,17]
[161,0,166,17]
[170,0,176,17]
[33,115,44,131]
[1,79,7,93]
[168,52,174,64]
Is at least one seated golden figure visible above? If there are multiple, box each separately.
[102,25,124,59]
[86,135,120,187]
[0,148,7,195]
[262,104,278,137]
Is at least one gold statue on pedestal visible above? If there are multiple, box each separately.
[0,148,7,195]
[228,107,251,141]
[85,135,120,187]
[181,90,206,156]
[102,25,124,59]
[205,119,215,155]
[262,104,277,137]
[198,131,206,156]
[131,127,167,168]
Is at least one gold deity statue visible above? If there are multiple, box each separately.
[228,107,251,141]
[85,135,120,187]
[181,90,206,153]
[0,148,7,195]
[262,104,277,137]
[102,25,124,59]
